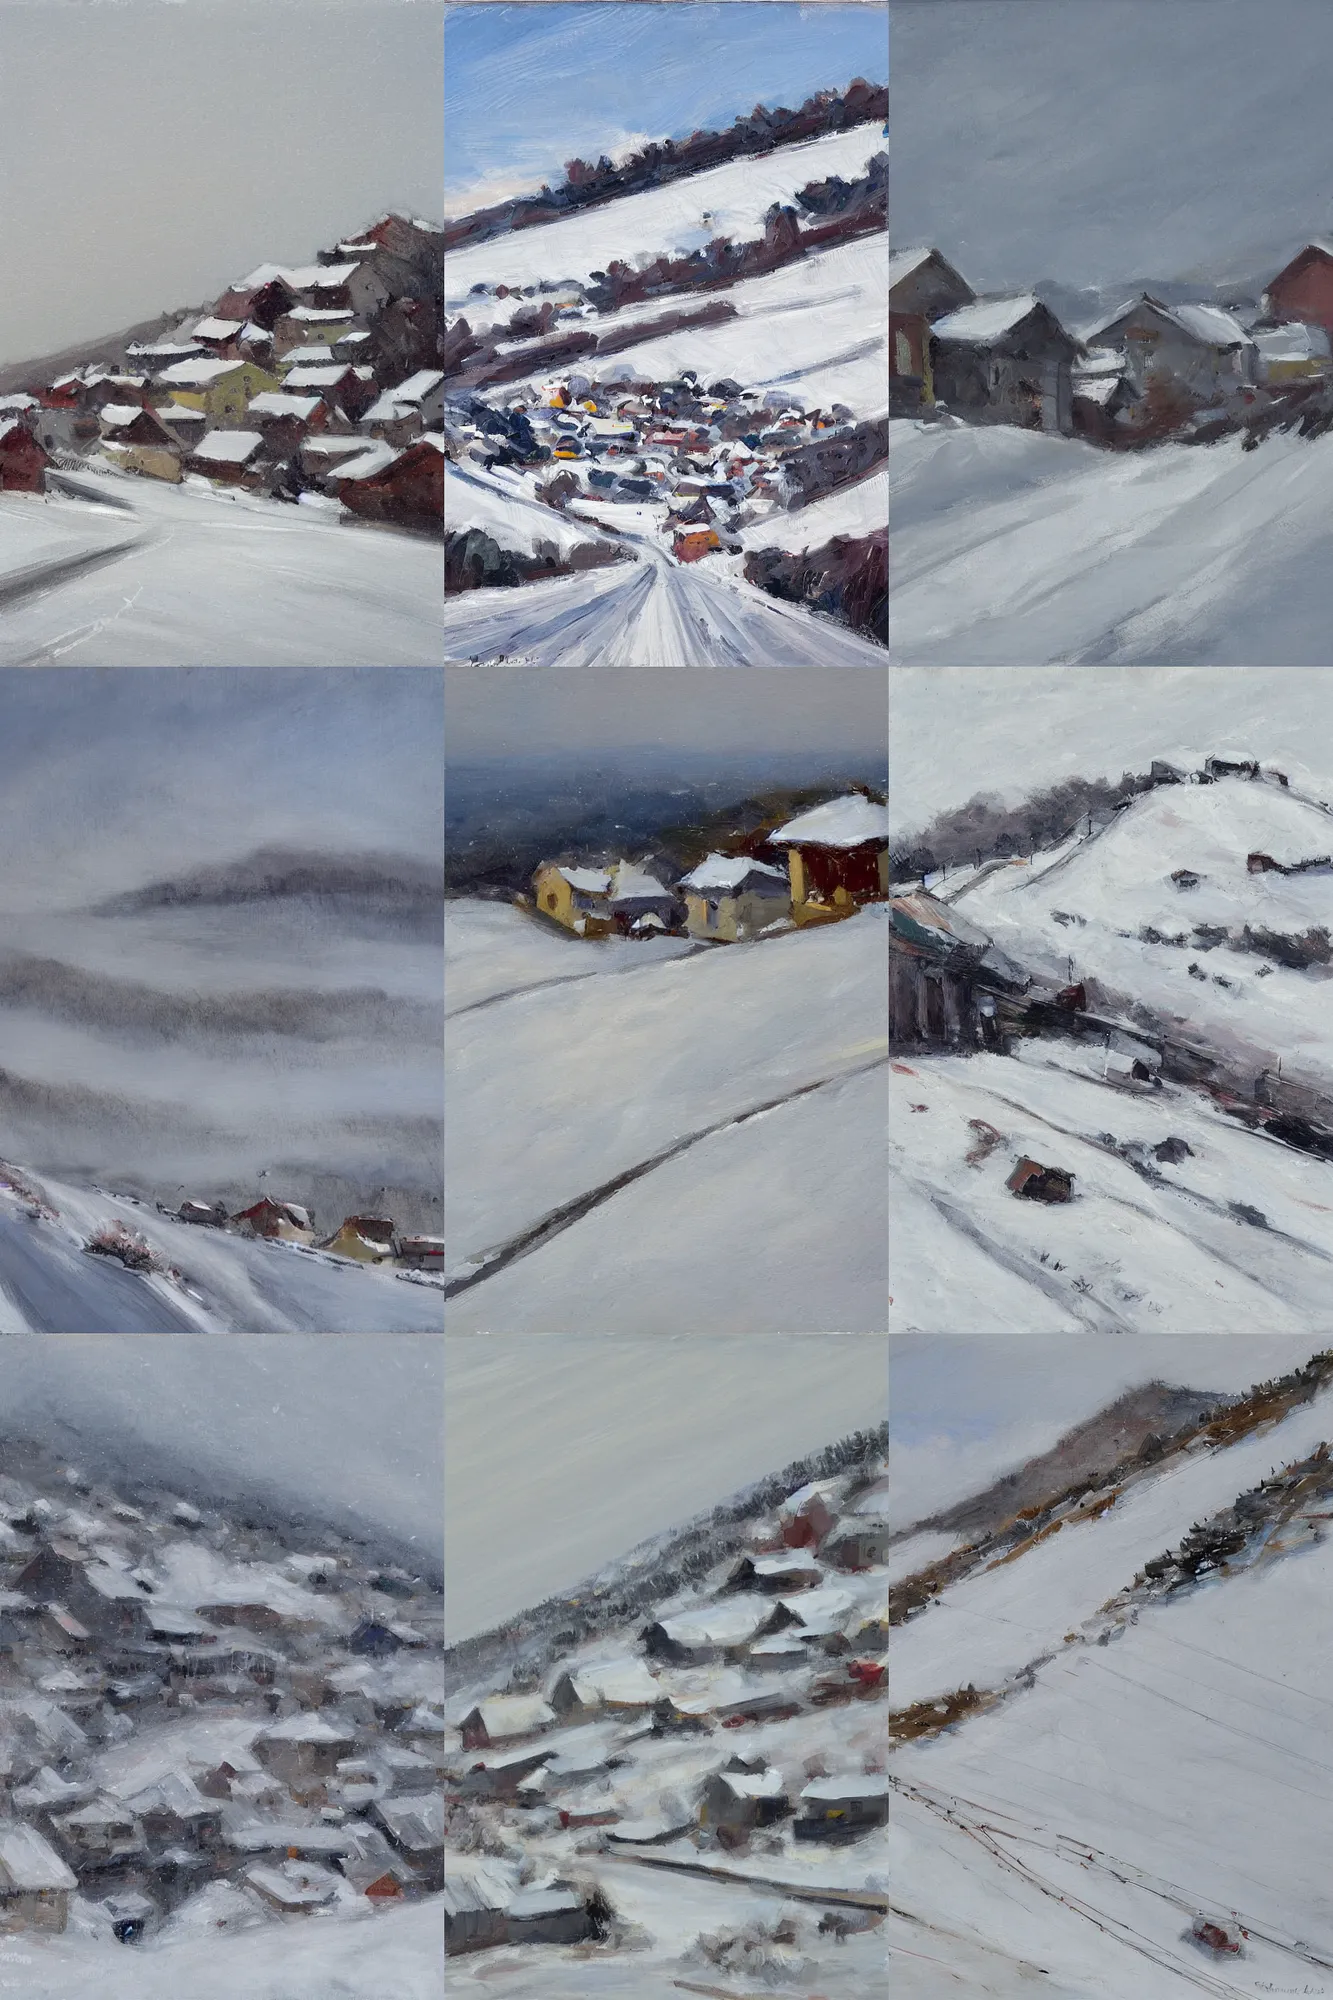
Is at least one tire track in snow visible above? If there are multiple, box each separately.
[445,1050,888,1298]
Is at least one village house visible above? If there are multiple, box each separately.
[0,1824,77,1933]
[548,1658,660,1724]
[254,1713,359,1788]
[640,1599,771,1665]
[245,391,329,452]
[673,525,722,562]
[698,1760,789,1838]
[245,1859,340,1914]
[321,1216,396,1263]
[1253,321,1331,385]
[214,271,298,329]
[443,1864,512,1955]
[154,357,278,422]
[50,1795,146,1869]
[231,1198,314,1244]
[1264,241,1333,337]
[607,859,677,934]
[0,420,49,493]
[820,1514,892,1571]
[505,1884,592,1945]
[371,1793,443,1890]
[281,361,374,419]
[679,853,790,942]
[273,308,356,359]
[929,294,1079,433]
[1089,295,1255,413]
[794,1773,890,1840]
[189,316,246,359]
[361,370,446,444]
[337,434,443,528]
[184,430,267,488]
[889,246,974,414]
[726,1550,825,1594]
[459,1694,556,1753]
[769,795,889,922]
[778,1480,840,1548]
[533,862,614,935]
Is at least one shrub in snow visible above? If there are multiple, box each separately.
[84,1223,161,1272]
[687,1915,815,1985]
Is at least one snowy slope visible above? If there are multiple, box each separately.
[738,464,886,551]
[444,128,885,310]
[892,1469,1333,1995]
[446,906,887,1317]
[890,1046,1333,1335]
[890,423,1333,666]
[0,491,140,587]
[0,1169,443,1332]
[960,774,1333,1097]
[445,461,616,561]
[577,236,888,419]
[0,473,440,667]
[445,898,695,1015]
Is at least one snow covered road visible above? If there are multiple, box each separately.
[0,476,441,666]
[444,540,886,666]
[0,1213,200,1334]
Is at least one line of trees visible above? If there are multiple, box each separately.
[444,79,887,252]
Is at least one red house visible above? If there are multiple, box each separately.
[0,420,49,492]
[338,436,442,531]
[1265,242,1333,337]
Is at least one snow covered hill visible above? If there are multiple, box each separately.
[738,464,886,552]
[444,128,885,315]
[444,461,619,567]
[890,420,1333,666]
[891,1357,1333,1995]
[961,771,1333,1098]
[446,906,887,1331]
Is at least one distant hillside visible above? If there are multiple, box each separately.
[0,307,206,396]
[95,846,444,914]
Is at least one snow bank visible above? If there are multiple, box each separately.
[891,425,1333,666]
[445,897,694,1015]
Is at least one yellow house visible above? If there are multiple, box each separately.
[678,853,790,942]
[322,1216,396,1262]
[155,358,279,422]
[532,862,613,936]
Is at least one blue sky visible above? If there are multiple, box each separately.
[444,2,887,207]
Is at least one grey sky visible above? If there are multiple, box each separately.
[444,665,888,763]
[892,0,1333,296]
[0,0,442,367]
[0,668,443,912]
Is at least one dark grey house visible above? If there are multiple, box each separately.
[929,295,1079,433]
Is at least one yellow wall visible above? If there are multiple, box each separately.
[170,365,278,421]
[534,866,576,929]
[787,849,806,905]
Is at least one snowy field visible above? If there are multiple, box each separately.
[444,127,885,312]
[891,1444,1333,1996]
[444,530,887,665]
[445,897,695,1015]
[0,474,439,667]
[446,906,888,1330]
[889,419,1333,665]
[890,1045,1333,1335]
[0,491,141,590]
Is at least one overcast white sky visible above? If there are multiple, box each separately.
[892,0,1333,296]
[0,0,443,366]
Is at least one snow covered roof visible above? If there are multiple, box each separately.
[1168,302,1252,348]
[509,1885,583,1918]
[155,359,243,386]
[0,1822,77,1894]
[467,1694,555,1738]
[282,364,352,389]
[326,441,401,483]
[653,1601,770,1647]
[441,1865,513,1918]
[680,852,788,893]
[158,403,206,422]
[190,429,264,464]
[800,1773,890,1803]
[1255,322,1332,362]
[385,370,443,404]
[0,394,38,412]
[191,318,243,341]
[888,245,936,290]
[278,346,338,368]
[247,392,323,419]
[712,1765,786,1801]
[284,306,354,323]
[772,795,889,848]
[0,419,30,447]
[555,865,612,895]
[363,389,415,423]
[259,1712,354,1745]
[930,294,1043,342]
[610,860,672,903]
[557,1659,659,1707]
